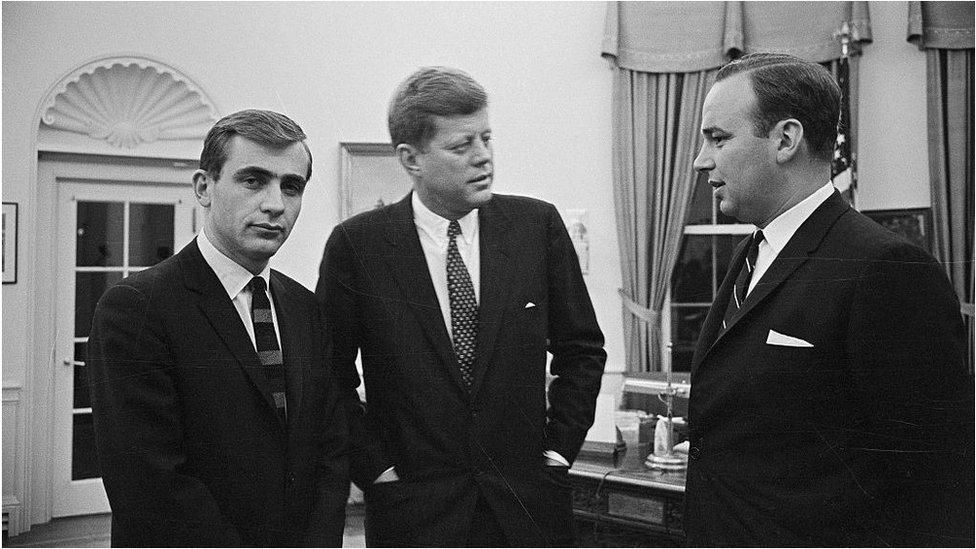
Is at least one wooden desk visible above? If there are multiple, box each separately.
[570,460,686,547]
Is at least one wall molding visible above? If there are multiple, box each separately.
[39,55,218,150]
[3,386,25,536]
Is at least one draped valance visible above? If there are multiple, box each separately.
[908,1,975,50]
[602,1,872,73]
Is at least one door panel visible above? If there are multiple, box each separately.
[54,180,196,517]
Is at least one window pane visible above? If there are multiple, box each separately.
[72,413,100,480]
[671,235,713,303]
[73,342,90,409]
[685,173,713,225]
[670,306,710,372]
[129,203,175,266]
[75,272,124,337]
[77,201,124,267]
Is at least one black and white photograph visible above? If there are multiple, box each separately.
[2,2,973,548]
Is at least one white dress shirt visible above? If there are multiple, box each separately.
[197,229,282,350]
[412,192,480,339]
[748,182,836,296]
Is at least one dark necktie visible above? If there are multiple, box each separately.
[447,220,477,388]
[722,230,764,331]
[248,276,287,421]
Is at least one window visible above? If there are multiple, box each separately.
[665,173,753,372]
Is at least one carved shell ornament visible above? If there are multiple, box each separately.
[42,60,217,148]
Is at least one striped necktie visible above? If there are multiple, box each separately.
[722,230,764,331]
[447,220,477,388]
[248,276,287,421]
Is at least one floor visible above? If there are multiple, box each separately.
[3,506,366,548]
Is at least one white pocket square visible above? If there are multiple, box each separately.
[766,329,814,348]
[524,302,536,309]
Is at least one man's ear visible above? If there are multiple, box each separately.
[192,170,213,208]
[396,144,422,176]
[772,119,804,164]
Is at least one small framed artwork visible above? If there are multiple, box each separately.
[339,143,413,220]
[863,207,932,253]
[3,202,18,284]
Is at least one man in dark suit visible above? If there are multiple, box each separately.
[88,110,349,547]
[316,66,606,547]
[685,52,974,546]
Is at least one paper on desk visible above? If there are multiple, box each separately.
[584,393,620,444]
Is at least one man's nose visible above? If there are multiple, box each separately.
[693,146,713,173]
[260,182,286,214]
[471,139,491,166]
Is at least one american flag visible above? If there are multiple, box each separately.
[831,52,856,207]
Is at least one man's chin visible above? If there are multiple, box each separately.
[469,188,493,206]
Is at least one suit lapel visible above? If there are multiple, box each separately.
[179,239,284,426]
[691,236,749,371]
[270,271,304,423]
[469,200,516,397]
[387,195,464,388]
[695,191,851,366]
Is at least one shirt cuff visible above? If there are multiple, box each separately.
[543,450,570,466]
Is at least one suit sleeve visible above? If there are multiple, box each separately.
[87,283,243,547]
[847,243,974,545]
[303,318,351,546]
[541,203,608,464]
[316,226,394,488]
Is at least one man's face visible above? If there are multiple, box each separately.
[693,73,780,227]
[411,109,493,220]
[195,135,309,273]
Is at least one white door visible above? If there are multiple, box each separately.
[53,180,197,517]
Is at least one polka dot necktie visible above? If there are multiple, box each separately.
[447,220,477,388]
[722,230,764,331]
[248,276,287,422]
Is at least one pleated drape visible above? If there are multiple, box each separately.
[612,69,716,373]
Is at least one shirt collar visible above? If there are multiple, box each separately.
[760,182,835,255]
[197,228,272,300]
[411,191,478,246]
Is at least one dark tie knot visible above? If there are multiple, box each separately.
[752,230,765,248]
[248,276,267,294]
[447,220,462,240]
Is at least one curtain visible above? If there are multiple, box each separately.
[603,1,872,373]
[611,68,716,374]
[908,1,974,370]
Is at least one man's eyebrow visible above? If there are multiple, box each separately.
[232,166,275,179]
[281,173,307,185]
[701,125,726,137]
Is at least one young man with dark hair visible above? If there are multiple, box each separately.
[685,52,973,546]
[89,109,349,547]
[317,67,607,547]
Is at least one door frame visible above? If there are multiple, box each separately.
[28,153,199,522]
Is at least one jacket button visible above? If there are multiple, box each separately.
[689,447,702,461]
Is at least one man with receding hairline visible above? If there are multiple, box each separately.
[89,110,349,547]
[684,52,973,546]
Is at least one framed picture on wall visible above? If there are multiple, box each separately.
[3,202,18,284]
[862,207,932,254]
[339,142,413,220]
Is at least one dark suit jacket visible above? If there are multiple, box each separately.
[88,239,349,547]
[316,193,606,546]
[685,191,974,547]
